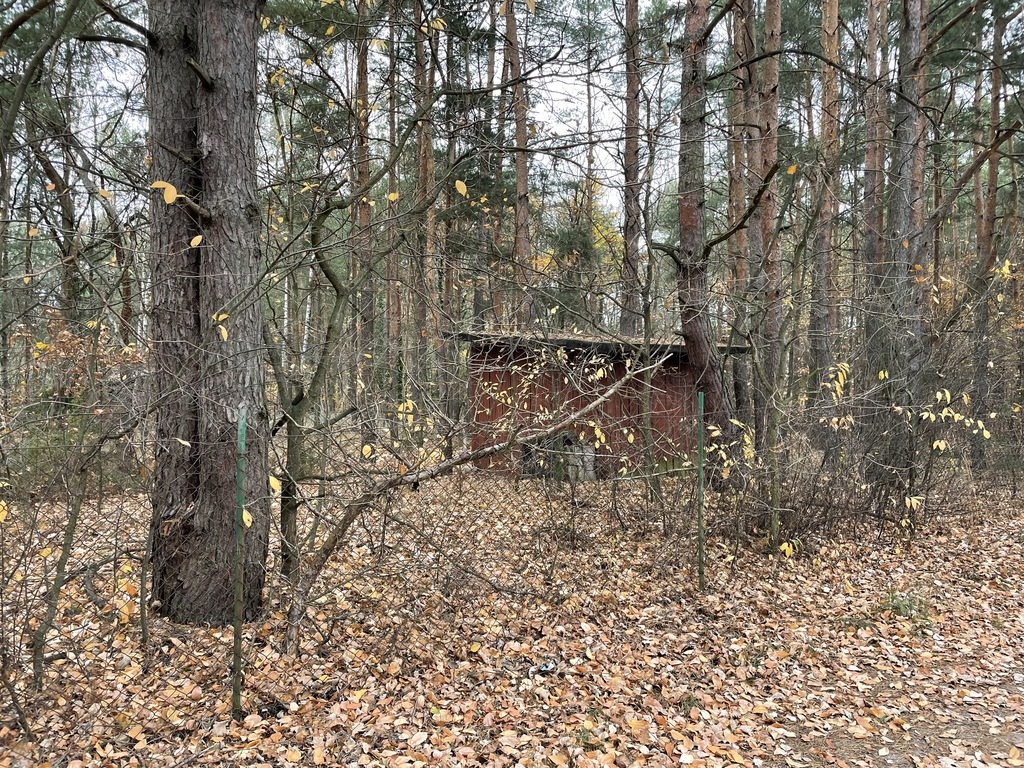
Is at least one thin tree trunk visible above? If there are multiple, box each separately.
[505,0,533,326]
[620,0,642,337]
[727,0,752,425]
[809,0,838,393]
[971,9,1007,469]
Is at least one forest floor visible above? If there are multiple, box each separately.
[1,477,1023,767]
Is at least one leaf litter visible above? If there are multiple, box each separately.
[1,477,1022,767]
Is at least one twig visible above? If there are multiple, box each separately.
[1,668,36,741]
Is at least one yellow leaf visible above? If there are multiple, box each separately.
[98,188,112,198]
[387,191,399,202]
[455,179,468,197]
[39,547,53,558]
[217,324,228,342]
[28,226,40,237]
[242,508,253,528]
[150,181,178,204]
[326,24,335,35]
[174,437,191,447]
[786,164,797,175]
[212,312,230,323]
[313,746,326,765]
[46,182,56,191]
[469,642,481,653]
[269,475,282,493]
[877,369,889,381]
[285,747,301,762]
[431,17,446,30]
[361,444,374,458]
[261,15,270,29]
[22,274,31,284]
[190,235,203,247]
[0,500,7,524]
[526,0,536,11]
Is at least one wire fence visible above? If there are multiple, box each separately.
[0,324,1011,765]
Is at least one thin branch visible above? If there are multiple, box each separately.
[75,33,146,52]
[0,0,54,51]
[920,0,979,61]
[95,0,157,48]
[701,0,736,45]
[704,162,780,259]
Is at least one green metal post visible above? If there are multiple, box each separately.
[696,391,706,592]
[231,404,248,719]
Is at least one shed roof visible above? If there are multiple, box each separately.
[453,330,746,360]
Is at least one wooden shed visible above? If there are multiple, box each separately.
[459,331,738,478]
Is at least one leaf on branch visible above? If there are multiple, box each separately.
[174,437,191,447]
[242,508,253,528]
[455,179,468,197]
[269,475,282,493]
[217,324,228,342]
[190,235,203,247]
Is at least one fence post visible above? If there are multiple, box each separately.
[696,391,706,592]
[231,404,248,719]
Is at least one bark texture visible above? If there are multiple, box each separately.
[149,0,270,624]
[677,0,730,432]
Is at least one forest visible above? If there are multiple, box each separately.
[1,0,1024,765]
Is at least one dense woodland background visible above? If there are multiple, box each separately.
[2,0,1024,763]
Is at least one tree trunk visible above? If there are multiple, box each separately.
[971,9,1007,469]
[808,0,838,392]
[353,0,375,441]
[619,0,642,337]
[505,0,533,327]
[677,0,730,434]
[149,0,270,624]
[862,0,889,378]
[727,0,752,425]
[754,0,781,452]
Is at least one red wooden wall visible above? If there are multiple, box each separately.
[465,339,696,475]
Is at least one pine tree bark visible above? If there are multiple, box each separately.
[754,0,781,451]
[619,0,643,337]
[148,0,270,624]
[677,0,730,433]
[505,0,533,326]
[809,0,839,390]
